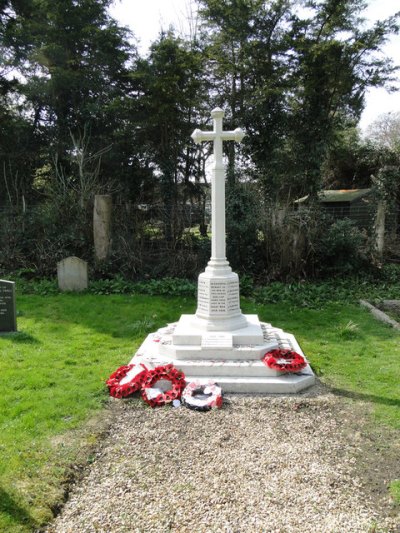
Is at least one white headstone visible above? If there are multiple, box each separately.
[57,256,88,292]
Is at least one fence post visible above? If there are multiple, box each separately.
[374,199,385,256]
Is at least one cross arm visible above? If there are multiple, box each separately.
[221,128,245,143]
[191,129,215,144]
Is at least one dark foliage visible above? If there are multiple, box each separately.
[1,0,399,280]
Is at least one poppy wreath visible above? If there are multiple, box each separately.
[262,349,307,373]
[106,363,148,399]
[141,364,186,408]
[181,380,223,411]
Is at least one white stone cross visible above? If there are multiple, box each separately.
[191,108,245,267]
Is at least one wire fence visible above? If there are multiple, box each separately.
[1,199,399,278]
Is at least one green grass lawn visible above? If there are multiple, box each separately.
[0,293,193,532]
[242,300,400,428]
[0,293,399,532]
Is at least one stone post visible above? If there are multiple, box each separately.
[93,194,112,261]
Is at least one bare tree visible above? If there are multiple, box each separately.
[366,112,400,151]
[51,124,112,207]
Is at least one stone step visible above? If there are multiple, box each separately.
[130,353,314,385]
[131,321,315,394]
[173,359,286,378]
[184,373,315,394]
[159,340,280,360]
[172,314,265,345]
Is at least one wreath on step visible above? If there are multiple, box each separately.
[181,380,223,411]
[141,364,186,408]
[106,363,148,398]
[262,349,307,373]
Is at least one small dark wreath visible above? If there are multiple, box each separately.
[262,349,307,373]
[181,380,223,411]
[106,363,148,398]
[141,364,186,408]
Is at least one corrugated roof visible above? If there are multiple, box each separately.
[318,189,372,203]
[295,189,372,204]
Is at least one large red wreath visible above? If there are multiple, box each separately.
[106,363,148,398]
[262,348,307,373]
[141,364,186,408]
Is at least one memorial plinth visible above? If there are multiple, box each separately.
[131,108,315,393]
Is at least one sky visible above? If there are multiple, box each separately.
[109,0,400,132]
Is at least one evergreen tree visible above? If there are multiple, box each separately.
[198,0,400,200]
[1,0,135,199]
[134,31,207,239]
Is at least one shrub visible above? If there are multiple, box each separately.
[133,277,196,297]
[226,183,262,274]
[258,204,324,280]
[317,218,369,275]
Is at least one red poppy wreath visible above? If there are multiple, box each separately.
[141,364,186,408]
[262,349,307,373]
[106,363,148,398]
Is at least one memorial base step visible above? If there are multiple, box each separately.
[184,373,315,394]
[129,318,315,394]
[158,341,279,361]
[172,314,264,345]
[158,358,313,379]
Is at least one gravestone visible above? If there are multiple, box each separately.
[0,280,17,333]
[57,256,88,292]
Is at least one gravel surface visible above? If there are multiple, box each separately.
[45,385,399,533]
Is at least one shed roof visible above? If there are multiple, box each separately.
[296,188,372,204]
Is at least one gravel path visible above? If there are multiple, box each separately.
[45,386,399,533]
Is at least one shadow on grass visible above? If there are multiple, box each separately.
[0,486,37,530]
[17,293,195,340]
[5,331,40,344]
[331,386,400,409]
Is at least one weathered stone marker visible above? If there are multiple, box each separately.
[57,256,88,292]
[0,280,17,333]
[94,194,112,261]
